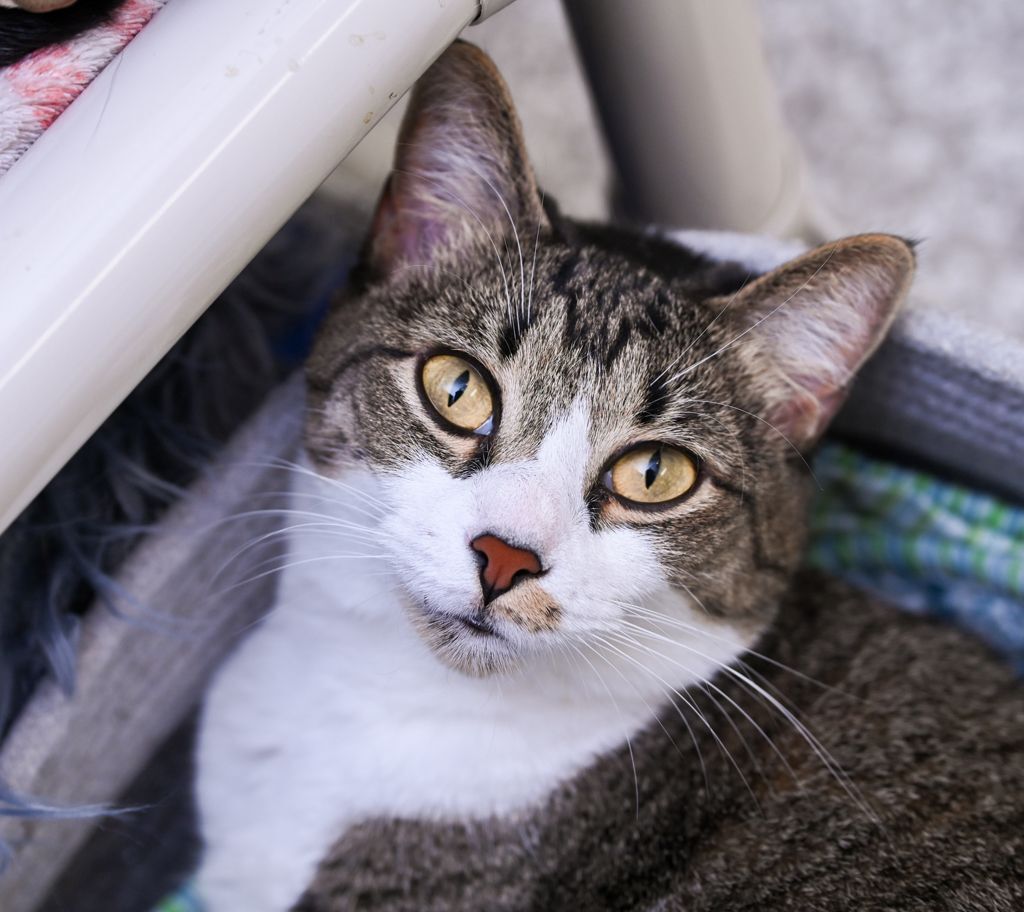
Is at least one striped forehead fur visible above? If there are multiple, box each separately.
[307,224,807,648]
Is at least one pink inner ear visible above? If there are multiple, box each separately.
[762,317,882,448]
[771,384,847,448]
[368,174,457,275]
[734,235,914,449]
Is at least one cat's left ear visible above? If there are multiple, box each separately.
[723,234,915,449]
[363,41,548,281]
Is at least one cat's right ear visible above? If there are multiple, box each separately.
[362,41,548,282]
[721,234,915,449]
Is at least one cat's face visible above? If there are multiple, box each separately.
[305,43,913,678]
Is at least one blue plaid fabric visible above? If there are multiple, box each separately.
[807,442,1024,674]
[154,882,203,912]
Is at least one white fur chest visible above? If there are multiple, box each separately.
[196,560,657,912]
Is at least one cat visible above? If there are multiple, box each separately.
[194,41,1024,911]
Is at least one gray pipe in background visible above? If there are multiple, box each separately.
[562,0,820,238]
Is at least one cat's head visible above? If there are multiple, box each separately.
[305,42,913,678]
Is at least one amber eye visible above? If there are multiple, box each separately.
[420,353,496,435]
[605,444,698,506]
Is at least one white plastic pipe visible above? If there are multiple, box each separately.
[475,0,517,20]
[0,0,484,536]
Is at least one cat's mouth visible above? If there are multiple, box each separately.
[426,607,504,640]
[452,612,501,637]
[411,605,520,677]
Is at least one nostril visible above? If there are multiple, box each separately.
[472,546,487,570]
[470,534,543,604]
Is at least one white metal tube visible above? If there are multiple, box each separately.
[474,0,517,22]
[0,0,480,536]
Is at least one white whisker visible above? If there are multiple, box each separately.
[568,641,641,818]
[652,273,753,385]
[615,601,854,701]
[587,631,760,812]
[467,165,526,333]
[610,623,799,788]
[526,195,544,325]
[603,610,875,821]
[583,635,710,795]
[667,246,837,385]
[685,397,817,483]
[209,552,389,599]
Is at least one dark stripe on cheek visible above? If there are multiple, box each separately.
[585,486,609,529]
[310,345,413,394]
[401,421,463,472]
[701,480,791,578]
[455,434,496,477]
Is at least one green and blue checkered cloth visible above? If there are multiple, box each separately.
[808,442,1024,674]
[154,441,1024,911]
[155,883,203,912]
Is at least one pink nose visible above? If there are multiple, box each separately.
[470,534,542,603]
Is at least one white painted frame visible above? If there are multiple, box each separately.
[0,0,504,536]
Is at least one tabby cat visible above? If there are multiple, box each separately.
[195,42,1024,911]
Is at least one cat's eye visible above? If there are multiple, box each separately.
[419,353,496,436]
[605,444,699,507]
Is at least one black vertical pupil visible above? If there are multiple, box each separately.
[447,370,471,408]
[644,448,662,488]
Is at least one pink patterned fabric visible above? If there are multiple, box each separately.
[0,0,167,176]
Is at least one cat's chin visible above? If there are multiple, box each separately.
[410,607,522,677]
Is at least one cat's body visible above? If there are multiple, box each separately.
[195,42,1024,910]
[199,486,1024,912]
[293,575,1024,912]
